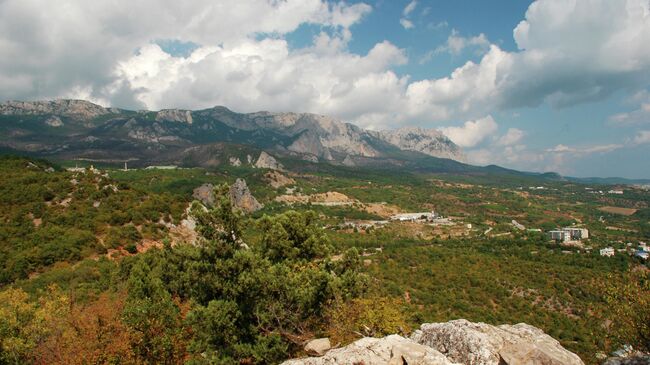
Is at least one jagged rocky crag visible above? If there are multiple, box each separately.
[283,319,585,365]
[192,178,262,213]
[0,99,465,168]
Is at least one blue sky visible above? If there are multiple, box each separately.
[1,0,649,178]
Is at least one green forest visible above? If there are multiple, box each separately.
[0,156,648,364]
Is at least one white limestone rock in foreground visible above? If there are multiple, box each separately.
[282,335,457,365]
[283,320,584,365]
[411,319,584,365]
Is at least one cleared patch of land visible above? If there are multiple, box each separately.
[599,206,637,215]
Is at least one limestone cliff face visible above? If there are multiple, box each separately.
[373,127,466,162]
[0,99,467,167]
[0,99,114,120]
[155,109,193,124]
[282,319,584,365]
[200,106,464,162]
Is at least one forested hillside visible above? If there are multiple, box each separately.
[0,156,648,364]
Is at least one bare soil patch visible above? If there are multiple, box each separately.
[599,206,637,216]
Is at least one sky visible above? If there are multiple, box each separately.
[1,0,650,178]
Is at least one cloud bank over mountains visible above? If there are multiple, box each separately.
[1,0,649,175]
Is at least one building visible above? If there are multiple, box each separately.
[563,227,589,240]
[600,247,615,257]
[549,230,570,243]
[390,211,439,222]
[635,250,649,260]
[548,227,589,243]
[608,190,624,194]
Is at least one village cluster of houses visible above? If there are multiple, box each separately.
[600,241,648,260]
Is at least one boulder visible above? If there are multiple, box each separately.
[283,335,456,365]
[305,338,331,356]
[255,151,284,170]
[411,319,584,365]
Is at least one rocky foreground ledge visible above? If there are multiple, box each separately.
[283,319,584,365]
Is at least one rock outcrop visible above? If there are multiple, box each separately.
[44,116,64,127]
[374,127,466,162]
[283,320,584,365]
[229,178,263,213]
[229,157,242,167]
[193,180,262,213]
[255,151,284,170]
[0,99,113,120]
[411,319,584,365]
[264,170,295,189]
[283,335,456,365]
[304,338,331,356]
[341,155,355,167]
[192,183,216,207]
[155,109,193,124]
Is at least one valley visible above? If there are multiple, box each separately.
[0,152,648,364]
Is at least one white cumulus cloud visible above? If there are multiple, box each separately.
[439,116,498,148]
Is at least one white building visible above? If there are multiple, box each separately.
[600,247,615,257]
[563,227,589,240]
[608,190,624,194]
[549,227,589,243]
[390,211,439,222]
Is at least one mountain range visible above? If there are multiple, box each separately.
[0,99,464,167]
[2,99,649,185]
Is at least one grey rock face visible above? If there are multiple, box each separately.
[201,106,464,162]
[193,180,262,213]
[411,319,584,365]
[229,178,263,213]
[155,109,193,124]
[284,320,584,365]
[374,127,466,162]
[0,99,112,120]
[192,183,216,207]
[255,151,284,170]
[283,335,456,365]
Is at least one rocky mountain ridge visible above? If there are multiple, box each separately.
[0,99,465,166]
